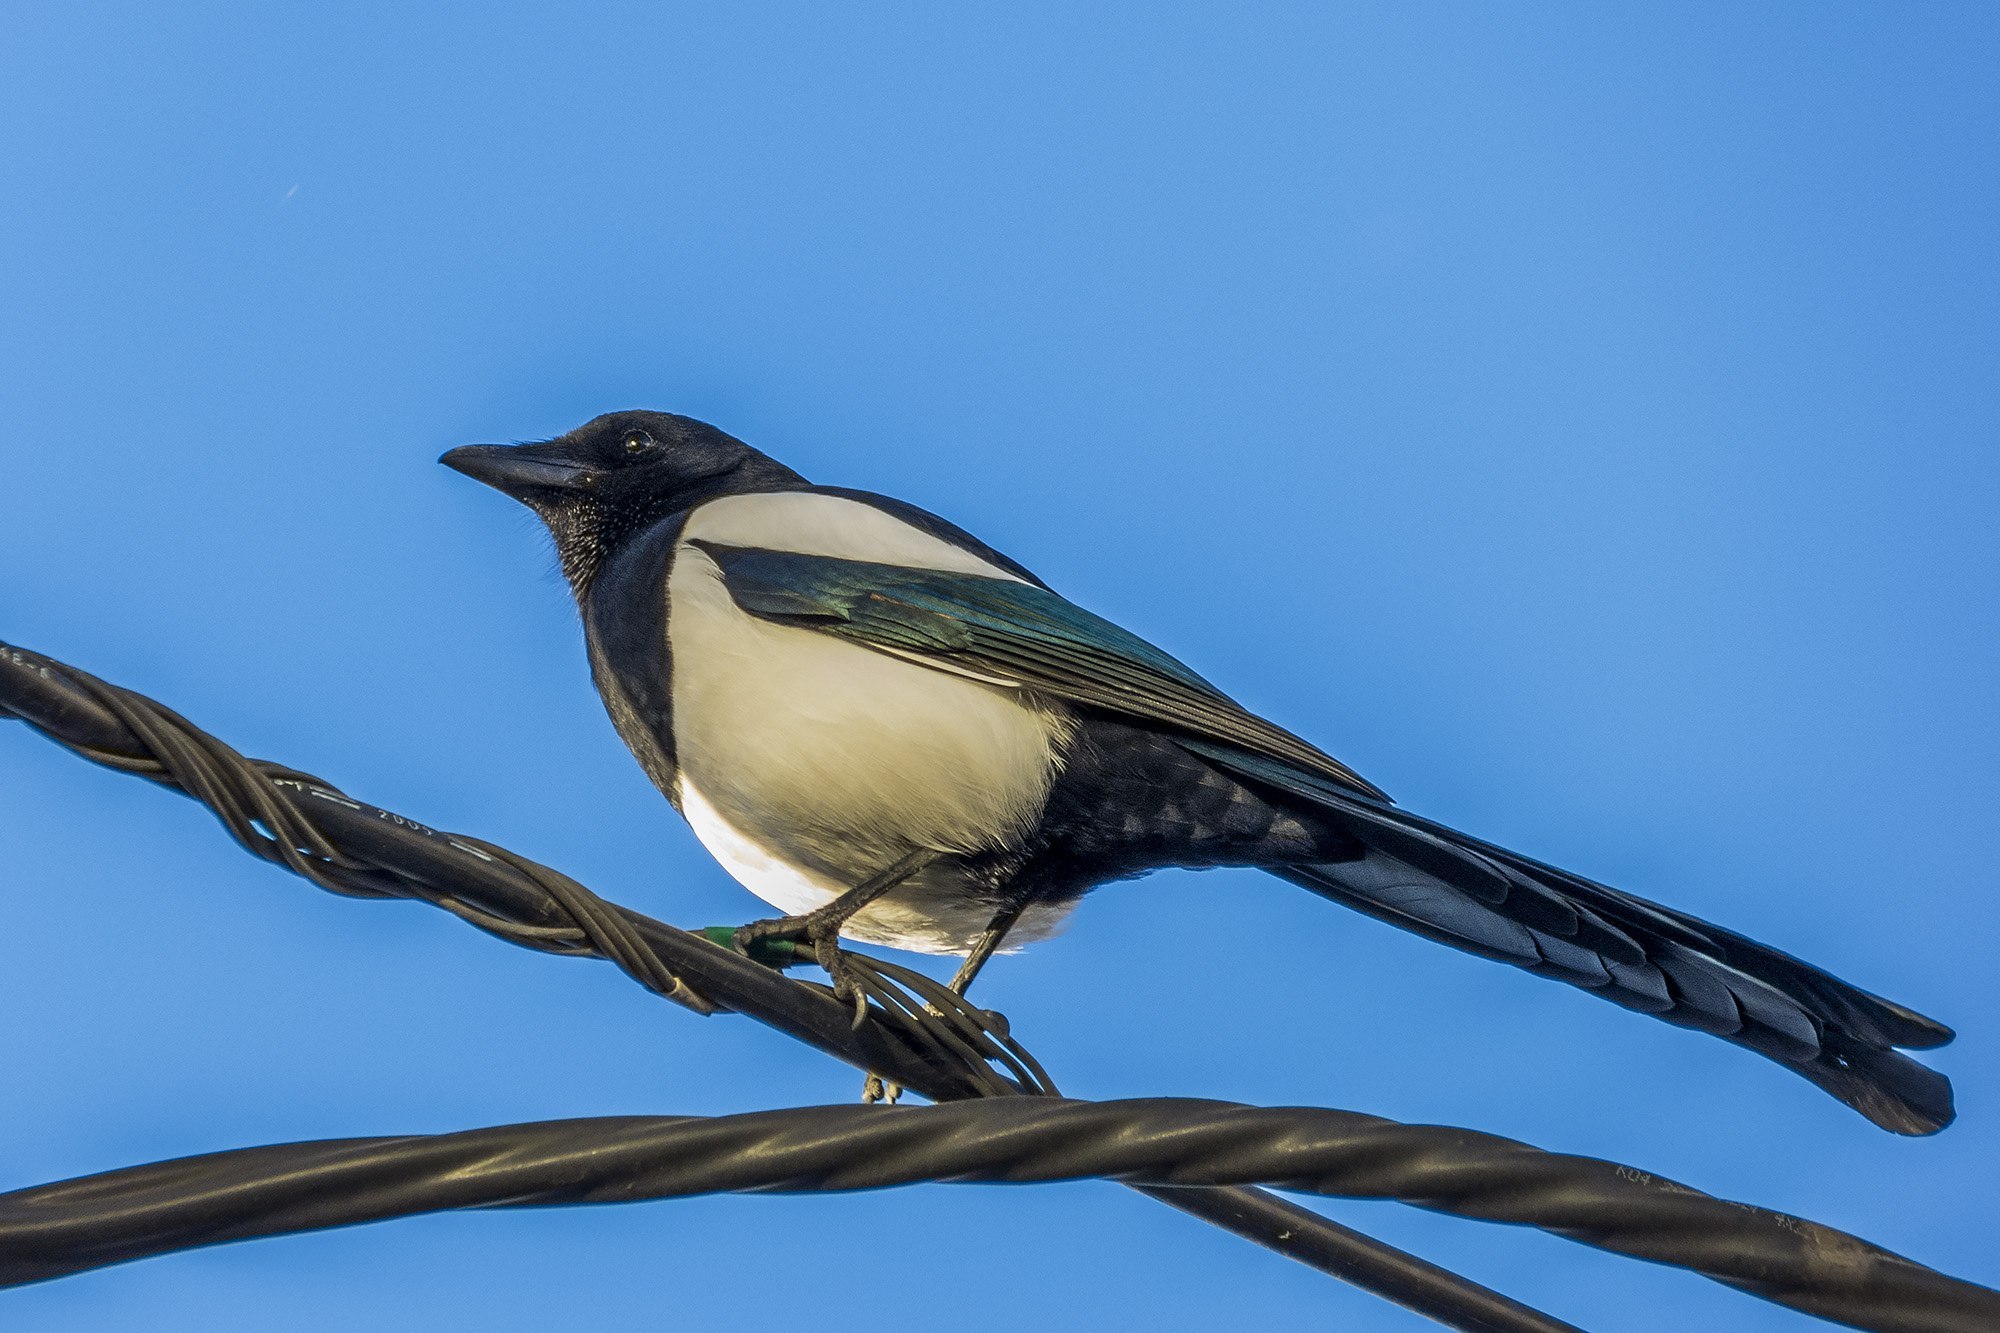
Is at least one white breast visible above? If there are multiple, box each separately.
[666,491,1072,952]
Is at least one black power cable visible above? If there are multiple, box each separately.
[4,1099,1996,1333]
[3,640,1994,1331]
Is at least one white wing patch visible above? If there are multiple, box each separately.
[678,490,1032,582]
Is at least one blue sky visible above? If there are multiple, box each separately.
[2,4,1996,1328]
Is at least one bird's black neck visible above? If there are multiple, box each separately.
[553,458,809,599]
[575,511,695,795]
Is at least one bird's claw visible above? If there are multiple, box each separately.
[813,937,873,1031]
[733,913,874,1030]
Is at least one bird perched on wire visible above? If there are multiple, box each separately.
[443,409,1954,1134]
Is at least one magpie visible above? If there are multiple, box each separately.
[443,409,1955,1134]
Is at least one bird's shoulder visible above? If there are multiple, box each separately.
[796,486,1048,587]
[668,484,1049,588]
[736,480,1048,580]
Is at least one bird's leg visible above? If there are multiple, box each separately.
[865,896,1029,1104]
[947,896,1029,996]
[733,847,939,1027]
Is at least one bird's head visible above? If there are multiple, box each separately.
[442,410,802,590]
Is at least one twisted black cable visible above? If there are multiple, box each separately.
[2,640,1566,1332]
[3,1098,1994,1333]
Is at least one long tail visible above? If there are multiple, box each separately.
[1186,742,1956,1134]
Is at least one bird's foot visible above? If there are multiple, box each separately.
[732,912,875,1031]
[702,922,804,969]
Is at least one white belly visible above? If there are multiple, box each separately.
[666,492,1076,953]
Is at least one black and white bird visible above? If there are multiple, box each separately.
[443,409,1954,1134]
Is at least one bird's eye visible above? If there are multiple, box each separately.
[622,430,656,455]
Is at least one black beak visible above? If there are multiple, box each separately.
[440,444,595,500]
